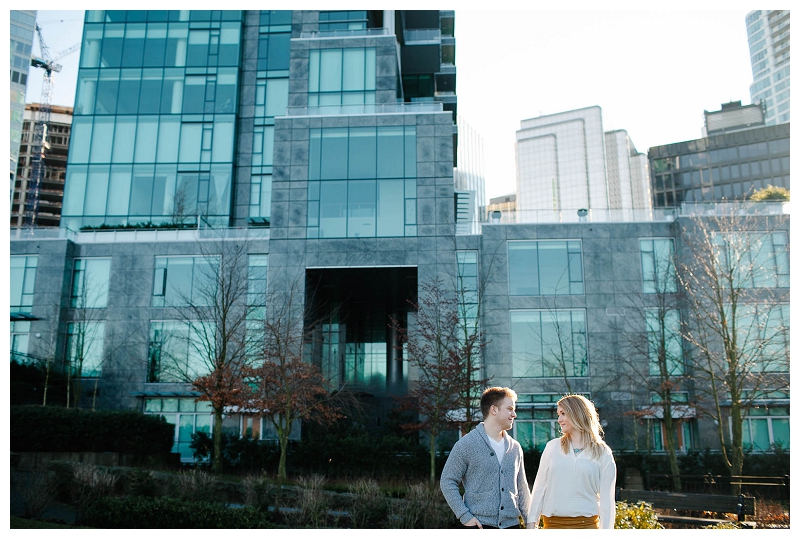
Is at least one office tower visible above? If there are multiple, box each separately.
[649,101,790,207]
[10,10,37,182]
[11,104,73,227]
[746,10,790,125]
[515,106,650,218]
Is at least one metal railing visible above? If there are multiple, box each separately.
[298,28,389,39]
[642,472,789,500]
[11,225,269,243]
[285,101,443,117]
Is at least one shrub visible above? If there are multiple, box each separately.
[173,469,218,503]
[70,463,120,521]
[11,469,58,520]
[11,406,174,455]
[283,474,331,529]
[80,496,280,528]
[390,482,456,529]
[347,478,389,528]
[614,500,664,529]
[241,472,279,512]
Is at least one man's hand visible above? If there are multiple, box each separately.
[465,517,483,528]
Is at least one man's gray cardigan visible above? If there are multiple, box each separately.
[440,423,531,528]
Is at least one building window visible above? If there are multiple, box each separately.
[11,321,31,364]
[741,404,789,452]
[508,241,584,296]
[646,309,684,376]
[71,258,112,308]
[147,320,212,383]
[144,397,213,460]
[511,310,587,378]
[308,48,376,106]
[307,126,417,238]
[456,251,479,330]
[66,322,106,378]
[246,255,268,360]
[318,11,368,31]
[10,255,37,313]
[738,304,790,373]
[514,393,591,451]
[713,231,789,288]
[152,256,217,307]
[640,238,677,294]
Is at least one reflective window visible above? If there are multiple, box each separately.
[508,241,583,296]
[646,309,684,376]
[510,310,588,378]
[66,321,106,378]
[742,405,789,451]
[739,304,790,374]
[11,321,31,364]
[308,48,376,106]
[143,397,212,459]
[713,231,789,288]
[152,256,217,307]
[71,258,112,308]
[10,256,37,313]
[307,126,416,238]
[640,238,677,293]
[147,320,212,382]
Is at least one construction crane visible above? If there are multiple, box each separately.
[25,24,80,228]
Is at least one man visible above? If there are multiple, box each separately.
[440,386,531,529]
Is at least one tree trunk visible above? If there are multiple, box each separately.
[429,431,437,485]
[213,407,224,474]
[729,404,745,495]
[278,430,289,481]
[662,410,682,491]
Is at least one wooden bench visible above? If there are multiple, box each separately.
[616,488,756,529]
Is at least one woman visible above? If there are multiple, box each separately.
[528,394,616,529]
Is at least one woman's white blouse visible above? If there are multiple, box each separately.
[528,437,617,529]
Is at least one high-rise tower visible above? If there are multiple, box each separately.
[746,10,790,125]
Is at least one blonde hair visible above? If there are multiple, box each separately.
[558,394,607,459]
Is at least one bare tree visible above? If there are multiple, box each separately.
[235,272,352,481]
[613,238,687,490]
[391,277,486,484]
[677,204,789,487]
[152,237,255,474]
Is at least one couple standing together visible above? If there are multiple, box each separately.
[440,387,617,529]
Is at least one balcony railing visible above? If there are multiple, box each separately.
[298,28,389,39]
[285,101,443,117]
[404,28,441,42]
[11,225,269,243]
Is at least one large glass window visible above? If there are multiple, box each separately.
[147,320,212,383]
[307,126,416,238]
[640,238,677,294]
[742,405,789,451]
[646,309,684,376]
[737,304,790,373]
[10,255,37,313]
[714,231,789,288]
[11,321,31,364]
[511,310,588,378]
[144,397,213,460]
[66,322,106,378]
[152,256,217,307]
[508,241,583,296]
[457,251,479,330]
[514,393,592,451]
[308,48,376,106]
[71,258,112,308]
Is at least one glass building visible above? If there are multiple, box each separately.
[514,106,651,217]
[10,10,37,183]
[746,10,790,126]
[648,102,790,207]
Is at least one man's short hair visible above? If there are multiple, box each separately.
[480,387,518,418]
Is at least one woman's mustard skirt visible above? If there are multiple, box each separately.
[542,515,600,529]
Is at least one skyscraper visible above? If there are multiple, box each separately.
[9,10,37,183]
[514,106,650,218]
[746,10,790,125]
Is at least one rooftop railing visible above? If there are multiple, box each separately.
[284,101,443,117]
[298,28,389,39]
[11,226,269,243]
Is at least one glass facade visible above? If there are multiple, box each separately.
[646,309,684,376]
[640,238,677,293]
[152,256,216,307]
[508,240,584,295]
[10,10,36,183]
[66,321,106,377]
[308,48,376,106]
[63,10,244,229]
[71,258,112,308]
[307,126,417,238]
[10,255,37,313]
[510,310,588,378]
[147,320,211,383]
[713,231,789,288]
[144,397,213,459]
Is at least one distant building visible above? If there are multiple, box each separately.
[11,104,73,228]
[515,106,650,217]
[9,10,37,182]
[746,10,790,125]
[486,193,516,220]
[648,102,789,207]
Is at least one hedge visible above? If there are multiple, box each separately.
[10,405,174,455]
[80,496,281,528]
